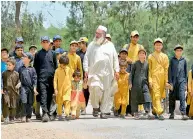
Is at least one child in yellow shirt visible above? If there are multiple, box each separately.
[54,55,72,121]
[114,61,129,118]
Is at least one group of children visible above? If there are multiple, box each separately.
[114,37,193,120]
[1,36,88,124]
[1,33,193,125]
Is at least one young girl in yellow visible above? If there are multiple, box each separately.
[71,70,86,120]
[114,61,129,118]
[188,65,193,119]
[54,55,72,121]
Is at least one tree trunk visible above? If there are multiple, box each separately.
[15,1,22,36]
[156,1,159,37]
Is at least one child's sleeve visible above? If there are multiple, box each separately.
[53,69,58,91]
[148,55,153,85]
[32,68,37,89]
[164,55,169,84]
[129,63,135,85]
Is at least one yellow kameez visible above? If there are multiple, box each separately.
[188,70,193,117]
[54,66,72,116]
[123,43,144,111]
[148,51,169,115]
[68,53,83,79]
[114,72,129,115]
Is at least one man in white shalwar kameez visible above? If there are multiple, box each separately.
[83,25,119,119]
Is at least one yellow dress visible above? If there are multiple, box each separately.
[188,70,193,117]
[123,43,144,111]
[148,51,169,115]
[54,66,72,115]
[114,72,129,115]
[68,53,83,79]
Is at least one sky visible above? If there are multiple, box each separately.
[26,1,69,28]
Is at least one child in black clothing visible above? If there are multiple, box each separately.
[18,52,38,122]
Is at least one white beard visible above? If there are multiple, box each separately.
[93,36,105,46]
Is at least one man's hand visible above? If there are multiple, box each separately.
[34,88,38,96]
[84,72,88,79]
[115,72,119,80]
[126,57,132,64]
[55,90,58,96]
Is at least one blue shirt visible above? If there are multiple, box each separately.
[1,60,7,74]
[1,60,7,89]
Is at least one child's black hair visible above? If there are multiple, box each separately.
[73,69,81,78]
[119,60,127,67]
[59,55,69,65]
[7,58,16,66]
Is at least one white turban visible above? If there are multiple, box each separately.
[97,25,107,32]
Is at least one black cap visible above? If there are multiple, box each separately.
[119,48,128,54]
[29,45,37,51]
[174,44,183,51]
[23,52,34,62]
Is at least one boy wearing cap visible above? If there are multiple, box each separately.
[11,44,24,120]
[29,45,37,57]
[52,35,62,51]
[129,48,153,119]
[34,36,57,122]
[148,38,169,120]
[168,45,189,120]
[11,44,24,72]
[123,30,144,115]
[68,41,83,79]
[77,37,90,114]
[9,37,24,57]
[106,34,112,42]
[18,52,38,122]
[55,48,65,64]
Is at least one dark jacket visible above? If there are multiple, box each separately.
[168,56,187,87]
[33,49,57,82]
[129,60,151,104]
[11,53,24,72]
[18,65,37,104]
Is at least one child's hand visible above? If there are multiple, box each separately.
[149,83,153,89]
[34,88,38,96]
[15,82,21,89]
[55,90,58,96]
[129,84,132,89]
[165,83,170,89]
[1,90,4,94]
[126,57,132,64]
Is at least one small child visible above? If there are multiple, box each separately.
[168,45,189,120]
[18,52,38,122]
[114,61,129,118]
[129,48,154,119]
[54,55,72,121]
[71,70,86,120]
[2,58,20,124]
